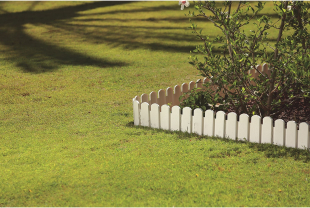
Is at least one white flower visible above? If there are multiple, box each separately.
[244,53,249,57]
[179,0,190,10]
[287,5,292,11]
[221,11,231,19]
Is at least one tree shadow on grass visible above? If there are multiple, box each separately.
[126,121,310,162]
[0,1,289,73]
[0,1,132,73]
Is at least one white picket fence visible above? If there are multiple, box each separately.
[132,65,310,150]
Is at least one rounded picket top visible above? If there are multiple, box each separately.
[239,113,249,121]
[189,81,195,91]
[250,115,261,143]
[151,103,160,109]
[141,93,149,103]
[248,67,256,76]
[262,63,271,77]
[140,102,150,127]
[205,109,214,116]
[203,77,210,84]
[286,121,297,148]
[174,85,181,93]
[261,116,273,144]
[196,79,202,89]
[214,111,226,138]
[226,112,238,140]
[149,91,157,105]
[193,108,204,135]
[157,89,166,107]
[171,105,181,131]
[256,64,262,73]
[158,89,165,97]
[204,109,215,137]
[173,85,181,106]
[193,108,203,114]
[238,113,250,141]
[216,111,226,118]
[132,96,139,103]
[225,112,238,140]
[161,104,170,111]
[171,105,181,112]
[262,116,272,122]
[181,83,189,93]
[160,104,170,130]
[251,114,261,120]
[227,112,237,119]
[166,87,173,105]
[274,119,285,146]
[150,104,160,129]
[141,102,149,109]
[298,122,310,150]
[182,106,192,115]
[133,99,141,126]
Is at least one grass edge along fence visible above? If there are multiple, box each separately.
[132,64,310,151]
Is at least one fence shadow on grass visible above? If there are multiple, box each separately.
[126,121,310,162]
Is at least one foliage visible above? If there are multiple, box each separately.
[180,1,310,118]
[179,87,212,113]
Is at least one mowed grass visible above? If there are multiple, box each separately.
[0,1,310,206]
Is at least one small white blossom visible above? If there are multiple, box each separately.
[221,11,231,19]
[179,0,190,10]
[287,5,292,11]
[244,53,249,57]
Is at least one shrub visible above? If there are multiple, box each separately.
[180,1,310,118]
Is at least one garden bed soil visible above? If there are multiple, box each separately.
[224,98,310,127]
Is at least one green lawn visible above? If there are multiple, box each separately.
[0,1,309,206]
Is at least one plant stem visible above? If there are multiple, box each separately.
[266,1,288,116]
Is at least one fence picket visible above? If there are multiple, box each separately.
[173,85,181,106]
[166,87,173,107]
[298,122,310,150]
[150,91,157,106]
[286,121,297,148]
[189,81,195,91]
[238,114,249,141]
[140,102,150,127]
[181,107,192,133]
[135,95,140,103]
[214,111,225,138]
[225,112,237,140]
[274,119,285,146]
[262,63,271,77]
[250,115,261,143]
[181,83,189,93]
[160,105,170,130]
[141,93,148,103]
[203,77,209,85]
[192,108,203,135]
[150,104,160,129]
[261,117,273,144]
[204,110,215,137]
[171,106,181,131]
[196,79,202,91]
[132,98,140,126]
[158,89,166,108]
[180,83,189,103]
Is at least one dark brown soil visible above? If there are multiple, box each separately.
[224,98,310,126]
[275,98,310,125]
